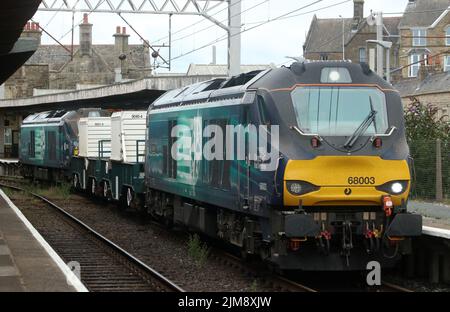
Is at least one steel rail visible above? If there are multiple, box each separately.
[0,182,184,292]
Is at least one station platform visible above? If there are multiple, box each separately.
[0,159,18,164]
[0,159,20,177]
[0,189,86,292]
[409,200,450,232]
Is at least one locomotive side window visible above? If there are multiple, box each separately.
[203,119,231,190]
[47,131,57,161]
[219,119,231,190]
[167,120,177,179]
[291,87,388,136]
[29,131,35,158]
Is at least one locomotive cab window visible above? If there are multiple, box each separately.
[291,87,388,136]
[257,96,270,126]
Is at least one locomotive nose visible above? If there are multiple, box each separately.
[283,156,411,207]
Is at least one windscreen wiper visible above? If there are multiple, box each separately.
[344,97,377,149]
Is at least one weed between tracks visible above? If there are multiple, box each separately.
[187,234,210,267]
[249,279,260,292]
[25,182,72,200]
[1,187,15,198]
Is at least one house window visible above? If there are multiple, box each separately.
[444,55,450,72]
[446,27,450,46]
[412,28,427,46]
[4,128,12,145]
[409,54,421,77]
[359,48,366,63]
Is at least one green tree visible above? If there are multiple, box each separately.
[404,97,450,199]
[404,97,450,142]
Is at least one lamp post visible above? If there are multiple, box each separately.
[339,15,345,60]
[366,39,393,83]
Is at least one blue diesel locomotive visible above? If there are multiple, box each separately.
[18,62,422,271]
[144,62,422,270]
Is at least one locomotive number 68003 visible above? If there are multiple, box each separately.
[347,177,375,185]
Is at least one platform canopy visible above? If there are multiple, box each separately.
[0,75,220,112]
[0,0,41,84]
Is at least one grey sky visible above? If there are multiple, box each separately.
[33,0,409,73]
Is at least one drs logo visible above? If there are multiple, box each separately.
[348,177,375,185]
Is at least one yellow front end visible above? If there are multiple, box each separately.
[284,156,410,207]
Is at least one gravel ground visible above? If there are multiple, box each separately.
[384,275,450,292]
[408,200,450,229]
[8,190,267,292]
[5,185,449,292]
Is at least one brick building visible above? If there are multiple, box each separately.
[2,14,151,100]
[303,0,400,72]
[0,14,152,158]
[303,0,450,120]
[394,71,450,120]
[398,0,450,79]
[392,0,450,118]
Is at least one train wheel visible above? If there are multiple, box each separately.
[73,174,79,190]
[91,179,96,196]
[103,181,110,200]
[126,188,133,208]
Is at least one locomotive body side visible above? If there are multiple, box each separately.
[144,64,422,271]
[20,111,77,180]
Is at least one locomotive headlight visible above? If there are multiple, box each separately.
[329,70,341,82]
[286,181,320,196]
[320,67,352,83]
[391,182,403,194]
[376,180,408,195]
[289,182,303,195]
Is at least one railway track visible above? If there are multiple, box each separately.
[210,249,317,292]
[0,182,184,292]
[380,281,413,292]
[0,177,411,292]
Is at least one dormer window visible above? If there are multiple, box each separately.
[412,28,427,46]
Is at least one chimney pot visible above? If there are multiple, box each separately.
[116,26,121,34]
[22,21,42,44]
[80,14,93,56]
[353,0,364,23]
[122,27,126,34]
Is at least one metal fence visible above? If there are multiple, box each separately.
[409,139,450,202]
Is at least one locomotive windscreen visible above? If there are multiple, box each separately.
[291,86,389,136]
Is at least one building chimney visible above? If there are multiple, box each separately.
[114,26,130,77]
[354,0,364,21]
[352,0,364,30]
[79,13,93,56]
[114,25,130,54]
[22,21,42,45]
